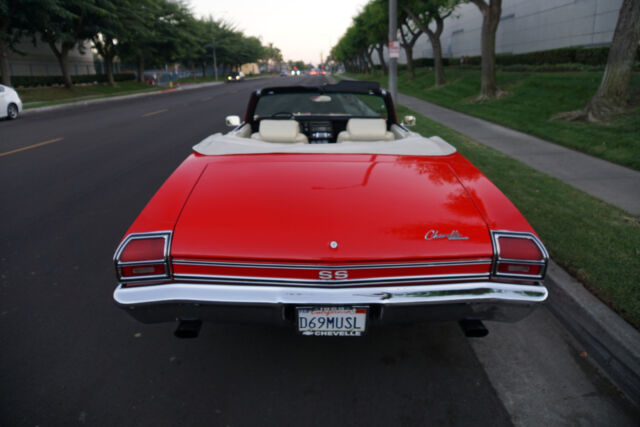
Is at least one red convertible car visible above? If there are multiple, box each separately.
[113,81,548,338]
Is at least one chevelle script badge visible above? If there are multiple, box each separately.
[425,229,469,241]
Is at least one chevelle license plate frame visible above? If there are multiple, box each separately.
[296,306,368,336]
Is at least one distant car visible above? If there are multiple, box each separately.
[280,71,287,77]
[0,84,23,120]
[113,80,549,339]
[309,69,319,76]
[291,69,301,76]
[227,71,245,82]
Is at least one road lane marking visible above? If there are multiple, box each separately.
[143,108,168,117]
[0,137,64,158]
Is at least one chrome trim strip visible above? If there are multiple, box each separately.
[171,258,493,270]
[490,230,549,280]
[114,281,548,306]
[113,231,173,282]
[172,273,490,287]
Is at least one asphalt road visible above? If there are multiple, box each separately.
[0,76,637,426]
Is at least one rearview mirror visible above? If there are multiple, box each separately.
[225,115,241,127]
[402,115,416,127]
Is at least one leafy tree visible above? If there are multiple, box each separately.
[398,6,423,81]
[401,0,458,86]
[468,0,502,100]
[361,1,389,75]
[29,0,106,88]
[89,0,122,86]
[0,0,35,86]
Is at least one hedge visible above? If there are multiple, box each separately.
[452,46,640,67]
[10,72,136,88]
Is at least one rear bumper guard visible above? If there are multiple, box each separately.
[114,281,547,325]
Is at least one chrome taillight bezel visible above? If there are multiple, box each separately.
[490,230,548,280]
[113,231,172,282]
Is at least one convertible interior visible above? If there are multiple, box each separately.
[246,118,398,144]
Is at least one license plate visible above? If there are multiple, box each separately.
[297,306,367,336]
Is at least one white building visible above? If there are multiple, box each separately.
[394,0,623,63]
[7,38,96,76]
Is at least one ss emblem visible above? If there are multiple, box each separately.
[318,270,348,280]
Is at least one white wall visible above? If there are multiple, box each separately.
[387,0,623,64]
[7,39,96,76]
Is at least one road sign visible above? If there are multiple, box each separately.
[389,41,400,59]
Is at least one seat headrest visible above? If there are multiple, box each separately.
[258,120,302,142]
[346,118,389,140]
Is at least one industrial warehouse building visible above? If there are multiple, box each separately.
[386,0,624,63]
[6,39,97,77]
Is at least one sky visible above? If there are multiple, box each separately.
[187,0,368,64]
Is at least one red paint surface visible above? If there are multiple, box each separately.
[124,152,538,268]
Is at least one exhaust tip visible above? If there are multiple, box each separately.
[174,319,202,339]
[459,319,488,338]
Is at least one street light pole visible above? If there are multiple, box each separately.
[212,39,218,81]
[389,0,398,104]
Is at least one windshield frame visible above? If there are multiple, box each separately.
[244,81,397,126]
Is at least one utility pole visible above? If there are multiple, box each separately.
[212,39,218,81]
[389,0,398,103]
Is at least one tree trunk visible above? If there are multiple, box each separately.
[0,36,11,87]
[58,49,72,88]
[137,55,145,83]
[402,7,445,85]
[47,39,74,88]
[365,48,375,74]
[471,0,502,99]
[201,62,206,79]
[425,28,446,87]
[405,45,414,81]
[585,0,640,122]
[360,52,370,74]
[105,54,114,86]
[399,24,420,81]
[376,45,388,75]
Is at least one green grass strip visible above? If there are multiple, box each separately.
[397,104,640,328]
[18,82,164,109]
[346,69,640,171]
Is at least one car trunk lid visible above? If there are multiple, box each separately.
[171,155,493,265]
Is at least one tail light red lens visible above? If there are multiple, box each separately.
[114,232,171,282]
[119,238,165,262]
[491,231,548,280]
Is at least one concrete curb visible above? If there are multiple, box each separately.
[545,260,640,406]
[21,81,224,116]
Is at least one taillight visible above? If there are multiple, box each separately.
[114,232,171,283]
[491,231,548,280]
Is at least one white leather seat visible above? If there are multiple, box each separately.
[337,118,395,142]
[251,120,308,143]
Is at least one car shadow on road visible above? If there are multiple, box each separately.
[114,321,513,427]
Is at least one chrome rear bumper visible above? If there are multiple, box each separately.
[114,281,547,325]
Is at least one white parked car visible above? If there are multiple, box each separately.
[0,84,23,120]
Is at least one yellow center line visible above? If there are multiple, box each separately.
[143,108,168,117]
[0,137,64,158]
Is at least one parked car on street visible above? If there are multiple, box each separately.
[0,84,23,120]
[113,81,548,338]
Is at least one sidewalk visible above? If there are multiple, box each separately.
[398,93,640,216]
